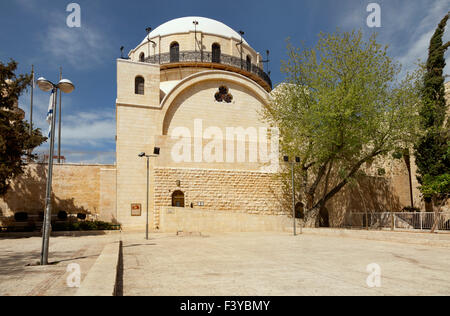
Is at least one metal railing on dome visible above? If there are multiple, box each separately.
[338,212,450,232]
[144,50,272,88]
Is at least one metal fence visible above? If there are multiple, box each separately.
[144,50,272,88]
[340,212,450,232]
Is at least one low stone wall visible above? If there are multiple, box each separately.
[160,207,292,233]
[0,163,116,226]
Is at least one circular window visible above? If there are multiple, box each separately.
[215,86,233,103]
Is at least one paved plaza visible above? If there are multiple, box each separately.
[1,232,450,296]
[122,232,450,296]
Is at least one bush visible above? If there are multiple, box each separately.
[402,207,421,212]
[51,221,119,232]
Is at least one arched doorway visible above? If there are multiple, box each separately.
[319,207,330,227]
[295,202,305,219]
[172,190,185,208]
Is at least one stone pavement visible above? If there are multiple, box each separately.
[1,231,450,296]
[122,232,450,296]
[0,233,119,296]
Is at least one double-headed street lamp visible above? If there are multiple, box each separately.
[139,147,161,240]
[284,156,301,236]
[36,76,75,266]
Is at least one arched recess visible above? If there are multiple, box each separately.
[159,70,271,136]
[172,190,185,208]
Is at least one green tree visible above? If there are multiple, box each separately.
[0,59,46,196]
[263,30,422,226]
[414,13,450,232]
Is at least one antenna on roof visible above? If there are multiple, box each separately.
[193,20,199,58]
[145,27,156,61]
[237,30,245,69]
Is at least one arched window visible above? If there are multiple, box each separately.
[172,191,185,208]
[246,55,252,72]
[170,42,180,62]
[139,52,145,62]
[212,43,221,63]
[135,76,144,95]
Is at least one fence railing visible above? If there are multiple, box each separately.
[340,212,450,232]
[144,50,272,88]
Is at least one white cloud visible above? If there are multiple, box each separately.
[338,1,450,79]
[40,21,110,69]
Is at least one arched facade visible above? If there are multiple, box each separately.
[115,16,283,231]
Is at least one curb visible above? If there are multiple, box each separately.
[300,228,450,248]
[75,237,123,296]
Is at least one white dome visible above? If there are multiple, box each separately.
[140,16,248,45]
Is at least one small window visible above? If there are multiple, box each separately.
[170,42,180,62]
[135,76,145,95]
[172,190,185,208]
[246,55,252,72]
[139,52,145,62]
[212,43,221,63]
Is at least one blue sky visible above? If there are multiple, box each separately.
[1,0,449,164]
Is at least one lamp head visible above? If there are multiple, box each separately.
[36,77,54,92]
[138,152,146,158]
[283,156,289,163]
[153,147,160,156]
[57,79,75,94]
[295,157,301,163]
[146,27,152,34]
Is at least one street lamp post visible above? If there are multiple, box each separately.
[284,156,301,236]
[139,147,160,240]
[36,77,75,266]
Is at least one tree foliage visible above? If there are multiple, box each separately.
[0,59,46,196]
[414,13,450,203]
[263,30,422,226]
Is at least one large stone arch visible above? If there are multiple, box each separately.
[159,70,271,135]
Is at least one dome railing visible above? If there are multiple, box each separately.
[144,50,272,89]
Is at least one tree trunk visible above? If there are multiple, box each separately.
[430,198,442,234]
[304,207,320,228]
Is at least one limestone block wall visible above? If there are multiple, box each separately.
[0,163,116,225]
[99,168,117,223]
[160,207,292,233]
[153,167,285,229]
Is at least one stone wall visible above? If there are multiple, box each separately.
[160,207,292,233]
[0,163,116,226]
[153,167,285,229]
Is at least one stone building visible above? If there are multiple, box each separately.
[0,17,448,232]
